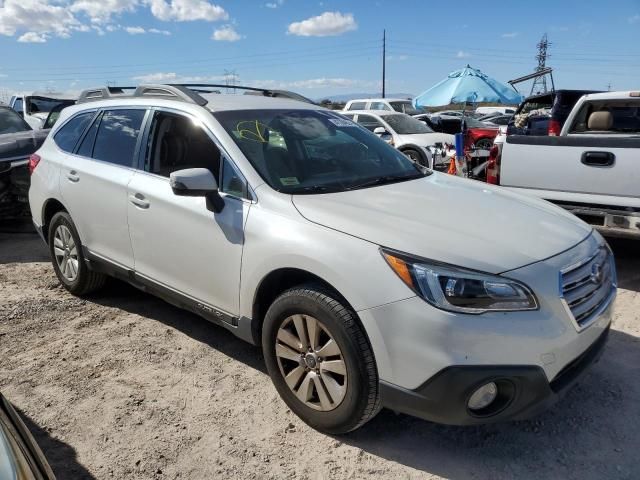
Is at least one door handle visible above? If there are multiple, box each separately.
[581,151,615,167]
[67,170,80,182]
[129,193,150,209]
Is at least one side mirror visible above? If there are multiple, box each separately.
[373,126,393,144]
[169,168,224,213]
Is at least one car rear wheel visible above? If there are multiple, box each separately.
[48,211,106,295]
[262,285,381,434]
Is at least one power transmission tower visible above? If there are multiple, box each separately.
[530,34,551,96]
[607,82,612,91]
[224,70,239,94]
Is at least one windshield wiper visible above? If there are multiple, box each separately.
[346,172,426,191]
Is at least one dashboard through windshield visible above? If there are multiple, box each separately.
[214,109,428,194]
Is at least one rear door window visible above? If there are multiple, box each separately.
[0,108,31,134]
[370,102,391,111]
[53,112,95,153]
[92,109,146,167]
[347,102,366,111]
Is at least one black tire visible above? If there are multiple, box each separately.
[262,284,381,434]
[48,211,106,295]
[402,148,425,166]
[475,138,493,150]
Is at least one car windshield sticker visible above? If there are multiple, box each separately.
[236,120,272,143]
[328,118,357,127]
[279,177,300,186]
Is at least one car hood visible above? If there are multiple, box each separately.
[397,132,455,146]
[0,129,49,163]
[292,173,592,273]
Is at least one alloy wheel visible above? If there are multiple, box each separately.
[53,225,79,282]
[275,314,348,411]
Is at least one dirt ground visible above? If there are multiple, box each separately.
[1,227,639,480]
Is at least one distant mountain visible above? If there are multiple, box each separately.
[317,92,415,103]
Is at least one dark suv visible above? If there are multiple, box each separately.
[507,89,602,136]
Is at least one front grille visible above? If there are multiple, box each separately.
[561,247,615,329]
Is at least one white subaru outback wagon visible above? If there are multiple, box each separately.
[29,84,616,434]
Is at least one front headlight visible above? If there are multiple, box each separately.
[382,249,538,314]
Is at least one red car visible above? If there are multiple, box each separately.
[464,122,499,151]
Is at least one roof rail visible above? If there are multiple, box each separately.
[77,83,315,106]
[77,86,136,103]
[169,84,316,104]
[77,84,209,106]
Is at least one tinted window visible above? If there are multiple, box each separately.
[76,114,101,157]
[0,108,30,134]
[347,102,366,110]
[221,157,248,199]
[146,111,221,179]
[54,112,95,153]
[370,102,390,111]
[93,109,145,167]
[384,114,433,134]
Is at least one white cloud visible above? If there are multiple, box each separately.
[0,0,82,41]
[456,50,471,58]
[287,11,357,37]
[265,0,283,8]
[501,32,518,38]
[149,28,171,35]
[132,72,226,83]
[17,31,48,42]
[629,14,640,24]
[70,0,137,24]
[388,54,408,61]
[147,0,228,22]
[212,24,242,41]
[253,77,373,90]
[125,26,146,34]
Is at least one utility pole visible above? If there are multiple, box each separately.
[607,82,612,91]
[530,33,551,96]
[382,29,386,98]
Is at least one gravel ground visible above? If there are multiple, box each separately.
[1,228,639,480]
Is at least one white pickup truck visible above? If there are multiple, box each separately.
[492,91,640,239]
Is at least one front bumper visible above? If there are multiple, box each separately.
[358,232,615,424]
[379,326,609,425]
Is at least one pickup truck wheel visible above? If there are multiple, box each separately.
[262,285,381,434]
[48,212,106,295]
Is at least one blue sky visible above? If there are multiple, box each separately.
[0,0,639,99]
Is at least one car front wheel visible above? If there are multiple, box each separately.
[262,285,381,434]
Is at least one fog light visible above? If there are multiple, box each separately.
[468,382,498,411]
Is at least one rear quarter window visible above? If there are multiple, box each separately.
[53,112,95,153]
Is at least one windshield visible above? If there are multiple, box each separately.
[26,97,75,115]
[384,114,433,134]
[214,109,428,194]
[0,108,31,134]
